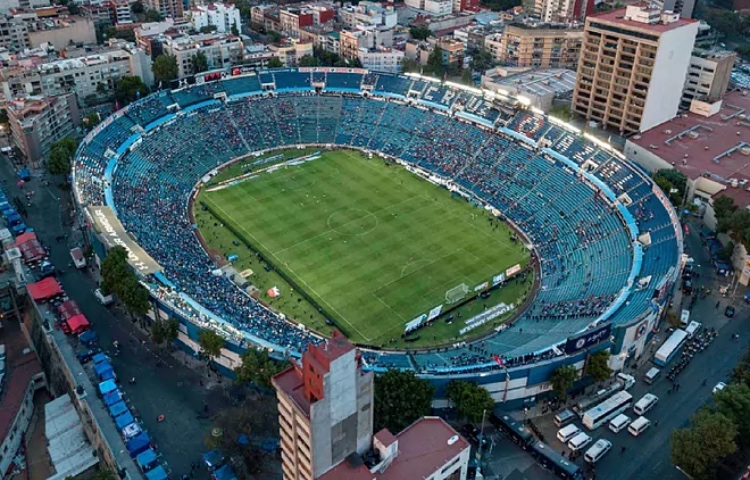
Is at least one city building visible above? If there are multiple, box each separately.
[161,31,243,78]
[453,0,480,13]
[113,0,132,25]
[484,23,583,70]
[6,93,79,163]
[144,0,183,21]
[1,46,153,102]
[269,38,313,66]
[0,0,48,14]
[272,331,470,480]
[525,0,594,22]
[453,24,488,51]
[424,0,454,16]
[357,48,403,73]
[189,2,241,34]
[482,67,577,110]
[623,88,750,260]
[279,5,335,39]
[340,1,397,29]
[681,48,736,109]
[0,14,30,52]
[653,0,695,19]
[134,18,191,56]
[572,5,699,133]
[26,15,97,50]
[340,28,393,60]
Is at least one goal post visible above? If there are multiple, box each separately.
[445,283,470,304]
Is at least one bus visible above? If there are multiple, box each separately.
[654,329,688,367]
[582,391,633,430]
[530,441,584,480]
[490,409,534,449]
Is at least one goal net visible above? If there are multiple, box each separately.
[445,283,470,304]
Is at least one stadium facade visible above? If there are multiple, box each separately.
[72,67,682,407]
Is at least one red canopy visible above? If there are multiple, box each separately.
[27,277,63,301]
[66,314,90,334]
[57,300,82,321]
[15,232,36,244]
[18,239,45,263]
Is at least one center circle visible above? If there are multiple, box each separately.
[327,208,378,236]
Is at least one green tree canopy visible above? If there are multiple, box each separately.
[652,169,687,206]
[234,348,286,389]
[460,68,473,85]
[131,1,144,13]
[151,317,178,346]
[199,329,225,360]
[115,75,149,106]
[585,350,613,383]
[409,26,432,41]
[192,51,209,74]
[469,48,494,73]
[267,30,282,43]
[732,347,750,386]
[266,57,284,68]
[550,365,578,400]
[298,54,318,67]
[714,382,750,446]
[401,57,421,73]
[374,370,434,433]
[670,408,738,480]
[47,137,79,176]
[424,47,445,77]
[153,54,178,83]
[549,104,572,121]
[480,0,521,11]
[145,8,162,21]
[446,380,494,423]
[99,246,151,318]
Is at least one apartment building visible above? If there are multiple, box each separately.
[654,0,695,18]
[453,0,480,13]
[144,0,183,20]
[6,93,79,163]
[134,18,191,56]
[681,48,735,109]
[0,14,30,52]
[484,23,583,69]
[189,2,241,33]
[26,15,97,49]
[572,5,699,133]
[525,0,594,22]
[279,6,335,39]
[272,331,470,480]
[340,1,397,29]
[113,0,132,25]
[269,38,313,66]
[0,0,48,14]
[358,48,403,73]
[340,28,392,60]
[161,32,243,78]
[1,46,153,101]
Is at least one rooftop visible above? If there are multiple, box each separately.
[490,68,577,97]
[628,89,750,203]
[588,5,697,33]
[319,417,469,480]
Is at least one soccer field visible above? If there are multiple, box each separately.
[197,149,531,346]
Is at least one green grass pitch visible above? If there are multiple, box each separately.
[196,149,531,347]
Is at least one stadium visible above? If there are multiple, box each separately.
[72,68,682,404]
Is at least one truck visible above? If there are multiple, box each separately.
[70,248,86,269]
[94,288,114,306]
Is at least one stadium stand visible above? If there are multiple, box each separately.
[72,69,681,375]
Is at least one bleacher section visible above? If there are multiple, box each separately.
[71,69,681,375]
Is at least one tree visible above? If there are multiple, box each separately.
[550,365,578,400]
[298,54,318,67]
[585,350,613,384]
[119,275,150,319]
[714,383,750,446]
[266,57,284,68]
[670,408,738,480]
[732,347,750,386]
[714,195,738,225]
[151,317,179,346]
[99,246,151,319]
[199,25,217,34]
[469,48,494,73]
[424,47,445,77]
[115,76,149,106]
[192,51,209,74]
[480,0,522,12]
[198,329,225,360]
[460,68,473,85]
[131,1,144,13]
[80,470,118,480]
[144,8,162,21]
[409,26,432,41]
[204,400,278,477]
[653,169,687,206]
[84,113,101,129]
[47,137,79,176]
[231,23,239,36]
[400,57,421,73]
[267,30,282,43]
[152,54,178,83]
[446,380,494,423]
[66,2,80,14]
[234,348,286,389]
[374,370,434,433]
[549,104,572,121]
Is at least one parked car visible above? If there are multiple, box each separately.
[76,348,101,364]
[725,306,735,318]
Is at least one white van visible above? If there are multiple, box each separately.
[628,416,651,436]
[608,413,632,433]
[557,424,581,443]
[685,321,701,338]
[644,367,660,385]
[634,393,659,415]
[584,439,612,464]
[94,288,114,306]
[554,409,576,428]
[567,432,592,452]
[616,372,636,390]
[680,309,690,327]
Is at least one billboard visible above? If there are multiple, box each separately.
[492,273,505,286]
[86,206,163,275]
[505,264,522,278]
[564,323,612,355]
[474,281,489,292]
[405,314,427,333]
[427,304,443,321]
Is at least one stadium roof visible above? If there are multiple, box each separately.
[628,89,750,204]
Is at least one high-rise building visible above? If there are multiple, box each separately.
[272,331,374,480]
[272,331,471,480]
[144,0,183,20]
[526,0,594,22]
[6,93,79,164]
[572,5,699,134]
[654,0,695,19]
[681,48,736,109]
[484,23,583,70]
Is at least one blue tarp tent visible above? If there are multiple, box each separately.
[98,379,117,395]
[214,464,238,480]
[103,390,122,406]
[202,450,224,470]
[126,432,151,456]
[17,169,30,181]
[115,411,135,429]
[108,401,128,417]
[79,330,98,346]
[144,465,168,480]
[99,369,115,381]
[92,353,108,365]
[94,361,112,375]
[136,448,158,470]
